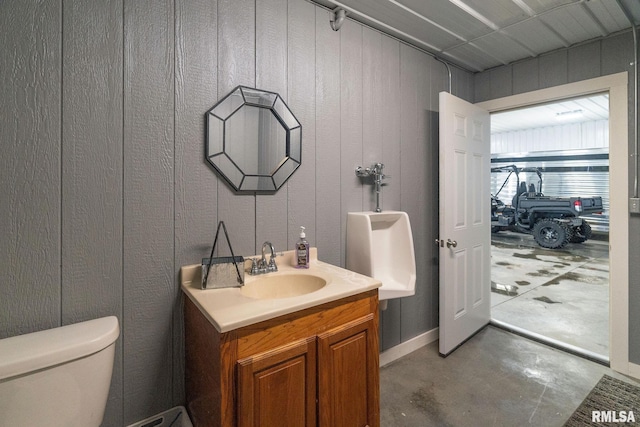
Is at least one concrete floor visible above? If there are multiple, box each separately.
[490,231,609,358]
[380,326,632,426]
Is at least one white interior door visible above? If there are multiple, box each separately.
[438,92,491,356]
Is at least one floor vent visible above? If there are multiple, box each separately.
[127,406,193,427]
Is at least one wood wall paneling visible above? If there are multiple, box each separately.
[217,0,256,257]
[380,36,402,211]
[539,50,568,90]
[400,50,432,340]
[287,0,317,252]
[362,27,384,212]
[0,0,61,338]
[123,0,175,422]
[175,0,219,408]
[512,57,540,95]
[427,56,444,329]
[339,21,364,267]
[489,65,513,100]
[568,41,601,83]
[398,45,421,343]
[601,33,634,77]
[0,1,477,424]
[256,0,289,254]
[315,9,342,268]
[474,71,492,103]
[62,0,124,424]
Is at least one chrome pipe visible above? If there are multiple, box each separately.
[435,57,452,94]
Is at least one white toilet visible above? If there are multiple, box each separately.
[0,316,120,427]
[346,211,416,307]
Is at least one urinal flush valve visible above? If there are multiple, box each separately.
[355,163,389,212]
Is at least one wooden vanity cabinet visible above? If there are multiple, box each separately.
[237,336,317,427]
[184,289,380,427]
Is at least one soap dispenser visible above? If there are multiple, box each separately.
[295,226,310,269]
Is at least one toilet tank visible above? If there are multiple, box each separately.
[0,316,120,427]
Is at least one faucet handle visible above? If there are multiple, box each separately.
[250,258,261,275]
[268,257,278,272]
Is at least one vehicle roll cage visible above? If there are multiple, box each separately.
[491,164,543,208]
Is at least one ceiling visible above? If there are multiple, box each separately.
[490,93,609,132]
[310,0,640,73]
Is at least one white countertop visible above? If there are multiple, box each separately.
[181,248,381,333]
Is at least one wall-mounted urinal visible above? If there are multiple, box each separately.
[346,211,416,308]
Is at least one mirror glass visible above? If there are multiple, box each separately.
[206,86,302,192]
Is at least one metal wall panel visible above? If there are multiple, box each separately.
[492,120,609,153]
[491,149,610,229]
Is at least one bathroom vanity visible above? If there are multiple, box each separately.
[182,249,381,427]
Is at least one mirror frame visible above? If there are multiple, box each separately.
[205,86,302,192]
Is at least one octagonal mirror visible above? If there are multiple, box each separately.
[206,86,302,192]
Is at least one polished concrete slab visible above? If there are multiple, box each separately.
[380,326,633,427]
[490,231,609,358]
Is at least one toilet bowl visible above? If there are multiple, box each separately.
[0,316,120,427]
[346,211,417,304]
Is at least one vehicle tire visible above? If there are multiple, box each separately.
[570,221,593,243]
[533,219,569,249]
[491,226,501,233]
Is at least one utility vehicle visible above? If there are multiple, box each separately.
[491,165,603,249]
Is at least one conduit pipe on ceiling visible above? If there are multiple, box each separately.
[435,58,452,94]
[615,0,639,199]
[306,0,459,95]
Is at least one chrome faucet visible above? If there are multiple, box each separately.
[249,241,279,275]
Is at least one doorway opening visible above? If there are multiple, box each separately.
[488,93,610,364]
[477,72,629,374]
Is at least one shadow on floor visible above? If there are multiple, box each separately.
[380,326,634,427]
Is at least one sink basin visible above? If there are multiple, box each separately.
[241,273,327,299]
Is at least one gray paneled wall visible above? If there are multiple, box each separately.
[0,0,473,425]
[473,30,640,365]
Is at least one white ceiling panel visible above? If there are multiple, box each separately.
[520,0,578,15]
[540,6,607,44]
[443,44,505,71]
[309,0,635,73]
[331,0,464,49]
[585,0,635,32]
[618,0,640,24]
[395,0,493,41]
[502,18,568,53]
[491,94,609,133]
[470,31,535,64]
[462,0,532,26]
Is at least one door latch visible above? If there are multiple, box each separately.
[436,239,457,248]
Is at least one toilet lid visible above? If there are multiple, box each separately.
[0,316,119,381]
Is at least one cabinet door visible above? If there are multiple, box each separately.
[237,337,316,427]
[317,315,380,427]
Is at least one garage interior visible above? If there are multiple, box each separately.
[489,94,610,363]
